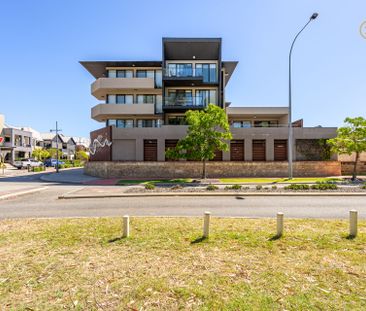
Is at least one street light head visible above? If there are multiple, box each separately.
[310,13,319,20]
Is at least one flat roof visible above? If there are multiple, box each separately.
[227,107,289,115]
[80,61,162,78]
[163,37,221,60]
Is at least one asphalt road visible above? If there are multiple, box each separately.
[1,170,366,219]
[1,186,366,219]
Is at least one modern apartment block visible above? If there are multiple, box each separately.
[81,38,337,163]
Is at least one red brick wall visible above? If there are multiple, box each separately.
[341,162,366,175]
[90,126,112,161]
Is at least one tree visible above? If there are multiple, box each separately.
[166,104,232,179]
[32,148,50,161]
[76,150,89,162]
[327,117,366,181]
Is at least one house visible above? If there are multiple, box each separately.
[40,133,76,160]
[0,115,34,163]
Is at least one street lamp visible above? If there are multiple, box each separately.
[288,12,318,179]
[50,121,62,173]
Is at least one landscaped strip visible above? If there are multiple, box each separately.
[0,217,365,310]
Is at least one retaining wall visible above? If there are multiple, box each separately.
[84,161,341,179]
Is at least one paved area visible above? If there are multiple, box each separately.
[1,189,365,219]
[0,168,365,220]
[39,168,100,184]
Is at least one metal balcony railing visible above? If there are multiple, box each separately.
[163,68,217,83]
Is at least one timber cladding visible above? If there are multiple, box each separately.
[252,140,266,161]
[85,161,341,179]
[90,126,112,161]
[230,140,244,161]
[144,139,158,161]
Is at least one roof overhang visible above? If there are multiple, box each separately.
[222,61,238,85]
[163,38,221,60]
[80,61,162,79]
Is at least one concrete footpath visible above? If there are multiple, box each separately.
[40,168,102,184]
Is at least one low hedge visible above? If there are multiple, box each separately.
[284,184,310,191]
[206,185,219,191]
[311,183,338,190]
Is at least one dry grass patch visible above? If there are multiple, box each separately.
[0,218,365,310]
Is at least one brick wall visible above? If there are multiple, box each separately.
[85,161,341,179]
[341,162,366,175]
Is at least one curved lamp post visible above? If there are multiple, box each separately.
[288,13,318,179]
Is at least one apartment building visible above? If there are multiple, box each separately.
[81,38,337,163]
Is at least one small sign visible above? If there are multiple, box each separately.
[0,137,4,145]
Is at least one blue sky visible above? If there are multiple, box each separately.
[0,0,365,137]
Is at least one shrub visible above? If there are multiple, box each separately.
[32,166,45,172]
[256,185,262,190]
[361,185,366,190]
[272,185,277,190]
[225,184,242,190]
[145,183,155,190]
[206,185,219,191]
[284,184,310,191]
[311,183,338,190]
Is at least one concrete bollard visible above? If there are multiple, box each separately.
[349,210,358,238]
[203,211,211,238]
[122,215,130,238]
[277,212,284,237]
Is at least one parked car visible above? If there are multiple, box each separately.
[13,158,44,169]
[44,158,65,167]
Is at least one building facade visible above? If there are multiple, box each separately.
[81,38,337,164]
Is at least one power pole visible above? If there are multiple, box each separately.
[50,121,62,173]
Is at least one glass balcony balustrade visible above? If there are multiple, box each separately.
[163,67,217,83]
[163,95,212,108]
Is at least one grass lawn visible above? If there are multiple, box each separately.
[0,218,365,310]
[117,178,192,185]
[219,177,343,184]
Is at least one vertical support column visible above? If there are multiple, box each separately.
[135,138,144,161]
[157,138,165,162]
[203,211,211,238]
[277,212,284,237]
[266,137,274,161]
[122,215,130,238]
[244,138,252,161]
[349,210,358,238]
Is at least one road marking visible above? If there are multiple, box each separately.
[0,187,49,201]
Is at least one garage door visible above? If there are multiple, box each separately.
[252,140,266,161]
[210,150,223,161]
[144,139,157,161]
[274,140,287,161]
[230,140,244,161]
[165,139,178,161]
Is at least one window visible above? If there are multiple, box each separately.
[116,120,134,128]
[137,95,155,104]
[232,121,251,128]
[156,95,163,113]
[5,136,10,142]
[167,63,193,77]
[167,90,193,106]
[116,70,133,78]
[108,70,116,78]
[196,90,217,106]
[195,63,217,82]
[116,95,133,104]
[136,70,154,78]
[167,116,186,125]
[155,70,162,88]
[137,119,161,128]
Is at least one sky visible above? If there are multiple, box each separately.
[0,0,365,137]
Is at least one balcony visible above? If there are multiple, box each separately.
[163,67,218,86]
[91,78,156,100]
[163,96,210,111]
[91,103,155,122]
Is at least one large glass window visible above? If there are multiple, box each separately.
[167,116,187,125]
[195,63,217,82]
[107,119,117,127]
[196,90,217,107]
[137,95,155,104]
[109,94,133,104]
[167,63,193,77]
[137,119,161,128]
[232,121,251,128]
[155,70,162,88]
[116,120,134,128]
[108,70,116,78]
[156,95,163,113]
[116,70,133,78]
[167,90,193,106]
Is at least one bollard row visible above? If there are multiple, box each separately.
[121,210,359,239]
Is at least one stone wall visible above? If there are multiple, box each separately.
[85,161,341,179]
[341,162,366,175]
